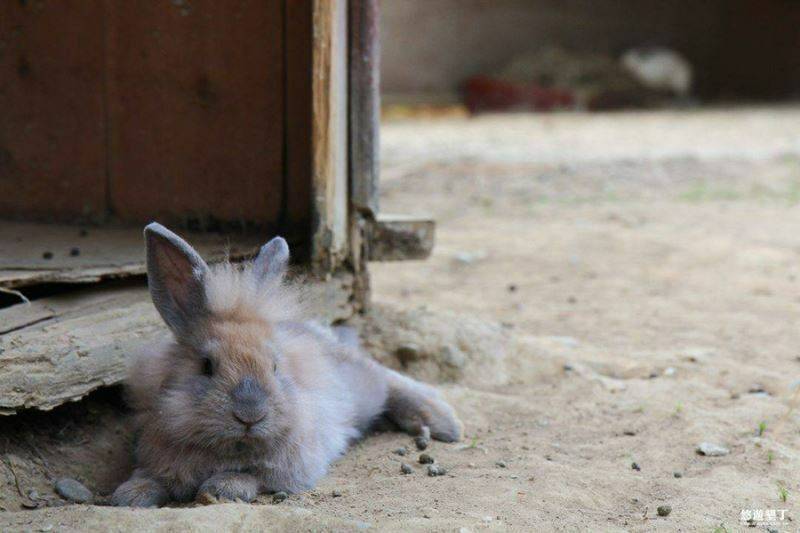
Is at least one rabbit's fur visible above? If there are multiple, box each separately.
[111,223,462,507]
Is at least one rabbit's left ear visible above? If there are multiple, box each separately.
[144,222,210,337]
[253,236,289,280]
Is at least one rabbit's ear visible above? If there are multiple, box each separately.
[253,236,289,280]
[144,223,209,336]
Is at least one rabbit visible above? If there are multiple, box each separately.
[111,223,462,507]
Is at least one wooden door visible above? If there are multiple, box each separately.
[0,1,291,231]
[0,0,107,221]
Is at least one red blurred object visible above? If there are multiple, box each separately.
[463,75,575,113]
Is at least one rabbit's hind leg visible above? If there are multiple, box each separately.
[383,369,463,442]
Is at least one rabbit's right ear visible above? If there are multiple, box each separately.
[144,223,209,337]
[253,236,289,280]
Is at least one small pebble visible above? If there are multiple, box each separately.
[623,430,636,436]
[673,472,682,478]
[563,364,574,372]
[272,491,288,503]
[331,490,342,498]
[496,460,507,468]
[567,296,577,304]
[395,344,421,364]
[69,247,80,257]
[42,251,53,260]
[507,284,517,293]
[54,478,93,504]
[418,453,434,464]
[696,442,730,457]
[427,464,446,477]
[631,462,641,471]
[393,447,408,456]
[454,251,486,265]
[657,505,672,517]
[400,463,413,475]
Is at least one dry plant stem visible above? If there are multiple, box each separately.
[0,287,29,304]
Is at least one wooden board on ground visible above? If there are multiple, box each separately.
[0,284,161,414]
[367,214,435,261]
[0,272,355,414]
[0,222,263,289]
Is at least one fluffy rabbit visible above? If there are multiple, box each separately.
[111,223,462,507]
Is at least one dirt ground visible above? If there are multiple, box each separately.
[3,106,800,531]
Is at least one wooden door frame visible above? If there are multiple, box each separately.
[310,0,350,274]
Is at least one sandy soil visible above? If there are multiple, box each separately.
[3,107,800,531]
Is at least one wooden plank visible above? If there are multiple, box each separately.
[366,214,435,261]
[311,0,349,272]
[0,222,262,289]
[0,0,107,222]
[0,273,357,414]
[349,0,381,216]
[106,0,284,228]
[283,0,314,251]
[0,301,55,336]
[0,285,161,414]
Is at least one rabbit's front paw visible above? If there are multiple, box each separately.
[196,472,259,503]
[111,474,168,507]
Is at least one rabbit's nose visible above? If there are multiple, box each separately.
[231,376,268,426]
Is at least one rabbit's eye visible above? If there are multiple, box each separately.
[201,357,214,377]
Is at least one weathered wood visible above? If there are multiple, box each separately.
[349,0,381,217]
[311,0,349,273]
[283,0,314,247]
[0,272,357,414]
[0,300,56,335]
[106,0,285,228]
[0,0,107,222]
[0,285,161,414]
[0,222,263,289]
[366,214,435,261]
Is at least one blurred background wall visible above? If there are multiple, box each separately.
[380,0,800,103]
